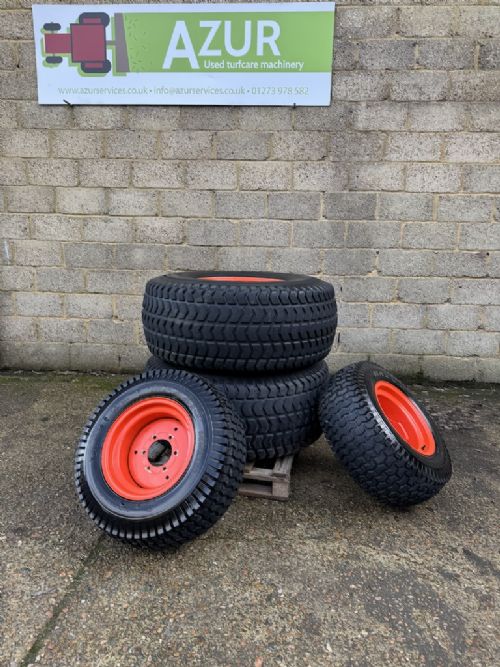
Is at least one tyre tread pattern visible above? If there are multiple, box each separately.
[142,275,337,372]
[319,362,452,506]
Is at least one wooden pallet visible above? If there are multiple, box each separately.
[239,455,294,501]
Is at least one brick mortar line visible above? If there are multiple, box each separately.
[4,116,500,134]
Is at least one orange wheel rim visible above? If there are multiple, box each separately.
[374,381,436,457]
[101,397,195,500]
[199,276,283,283]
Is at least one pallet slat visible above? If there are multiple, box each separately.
[239,455,294,501]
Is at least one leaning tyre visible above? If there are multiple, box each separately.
[319,362,452,507]
[75,369,246,548]
[142,271,337,373]
[146,356,329,461]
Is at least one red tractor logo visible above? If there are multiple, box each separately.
[43,12,111,75]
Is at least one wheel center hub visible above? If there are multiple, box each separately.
[148,439,172,466]
[127,417,186,490]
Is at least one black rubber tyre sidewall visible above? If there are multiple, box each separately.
[153,270,319,285]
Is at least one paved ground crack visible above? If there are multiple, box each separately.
[19,534,105,667]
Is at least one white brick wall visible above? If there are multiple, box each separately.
[0,0,499,380]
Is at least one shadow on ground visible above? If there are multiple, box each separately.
[0,373,498,667]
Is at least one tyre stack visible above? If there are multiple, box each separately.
[75,271,338,548]
[74,270,452,550]
[142,271,338,461]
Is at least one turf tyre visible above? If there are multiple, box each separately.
[319,362,452,507]
[146,356,329,460]
[142,271,337,373]
[75,369,246,548]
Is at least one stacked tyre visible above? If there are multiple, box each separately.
[75,271,338,548]
[142,271,338,461]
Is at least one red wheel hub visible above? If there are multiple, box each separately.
[374,381,436,457]
[101,397,195,500]
[199,276,283,283]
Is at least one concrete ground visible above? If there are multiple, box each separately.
[0,373,498,667]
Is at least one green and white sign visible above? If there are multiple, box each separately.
[32,2,335,105]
